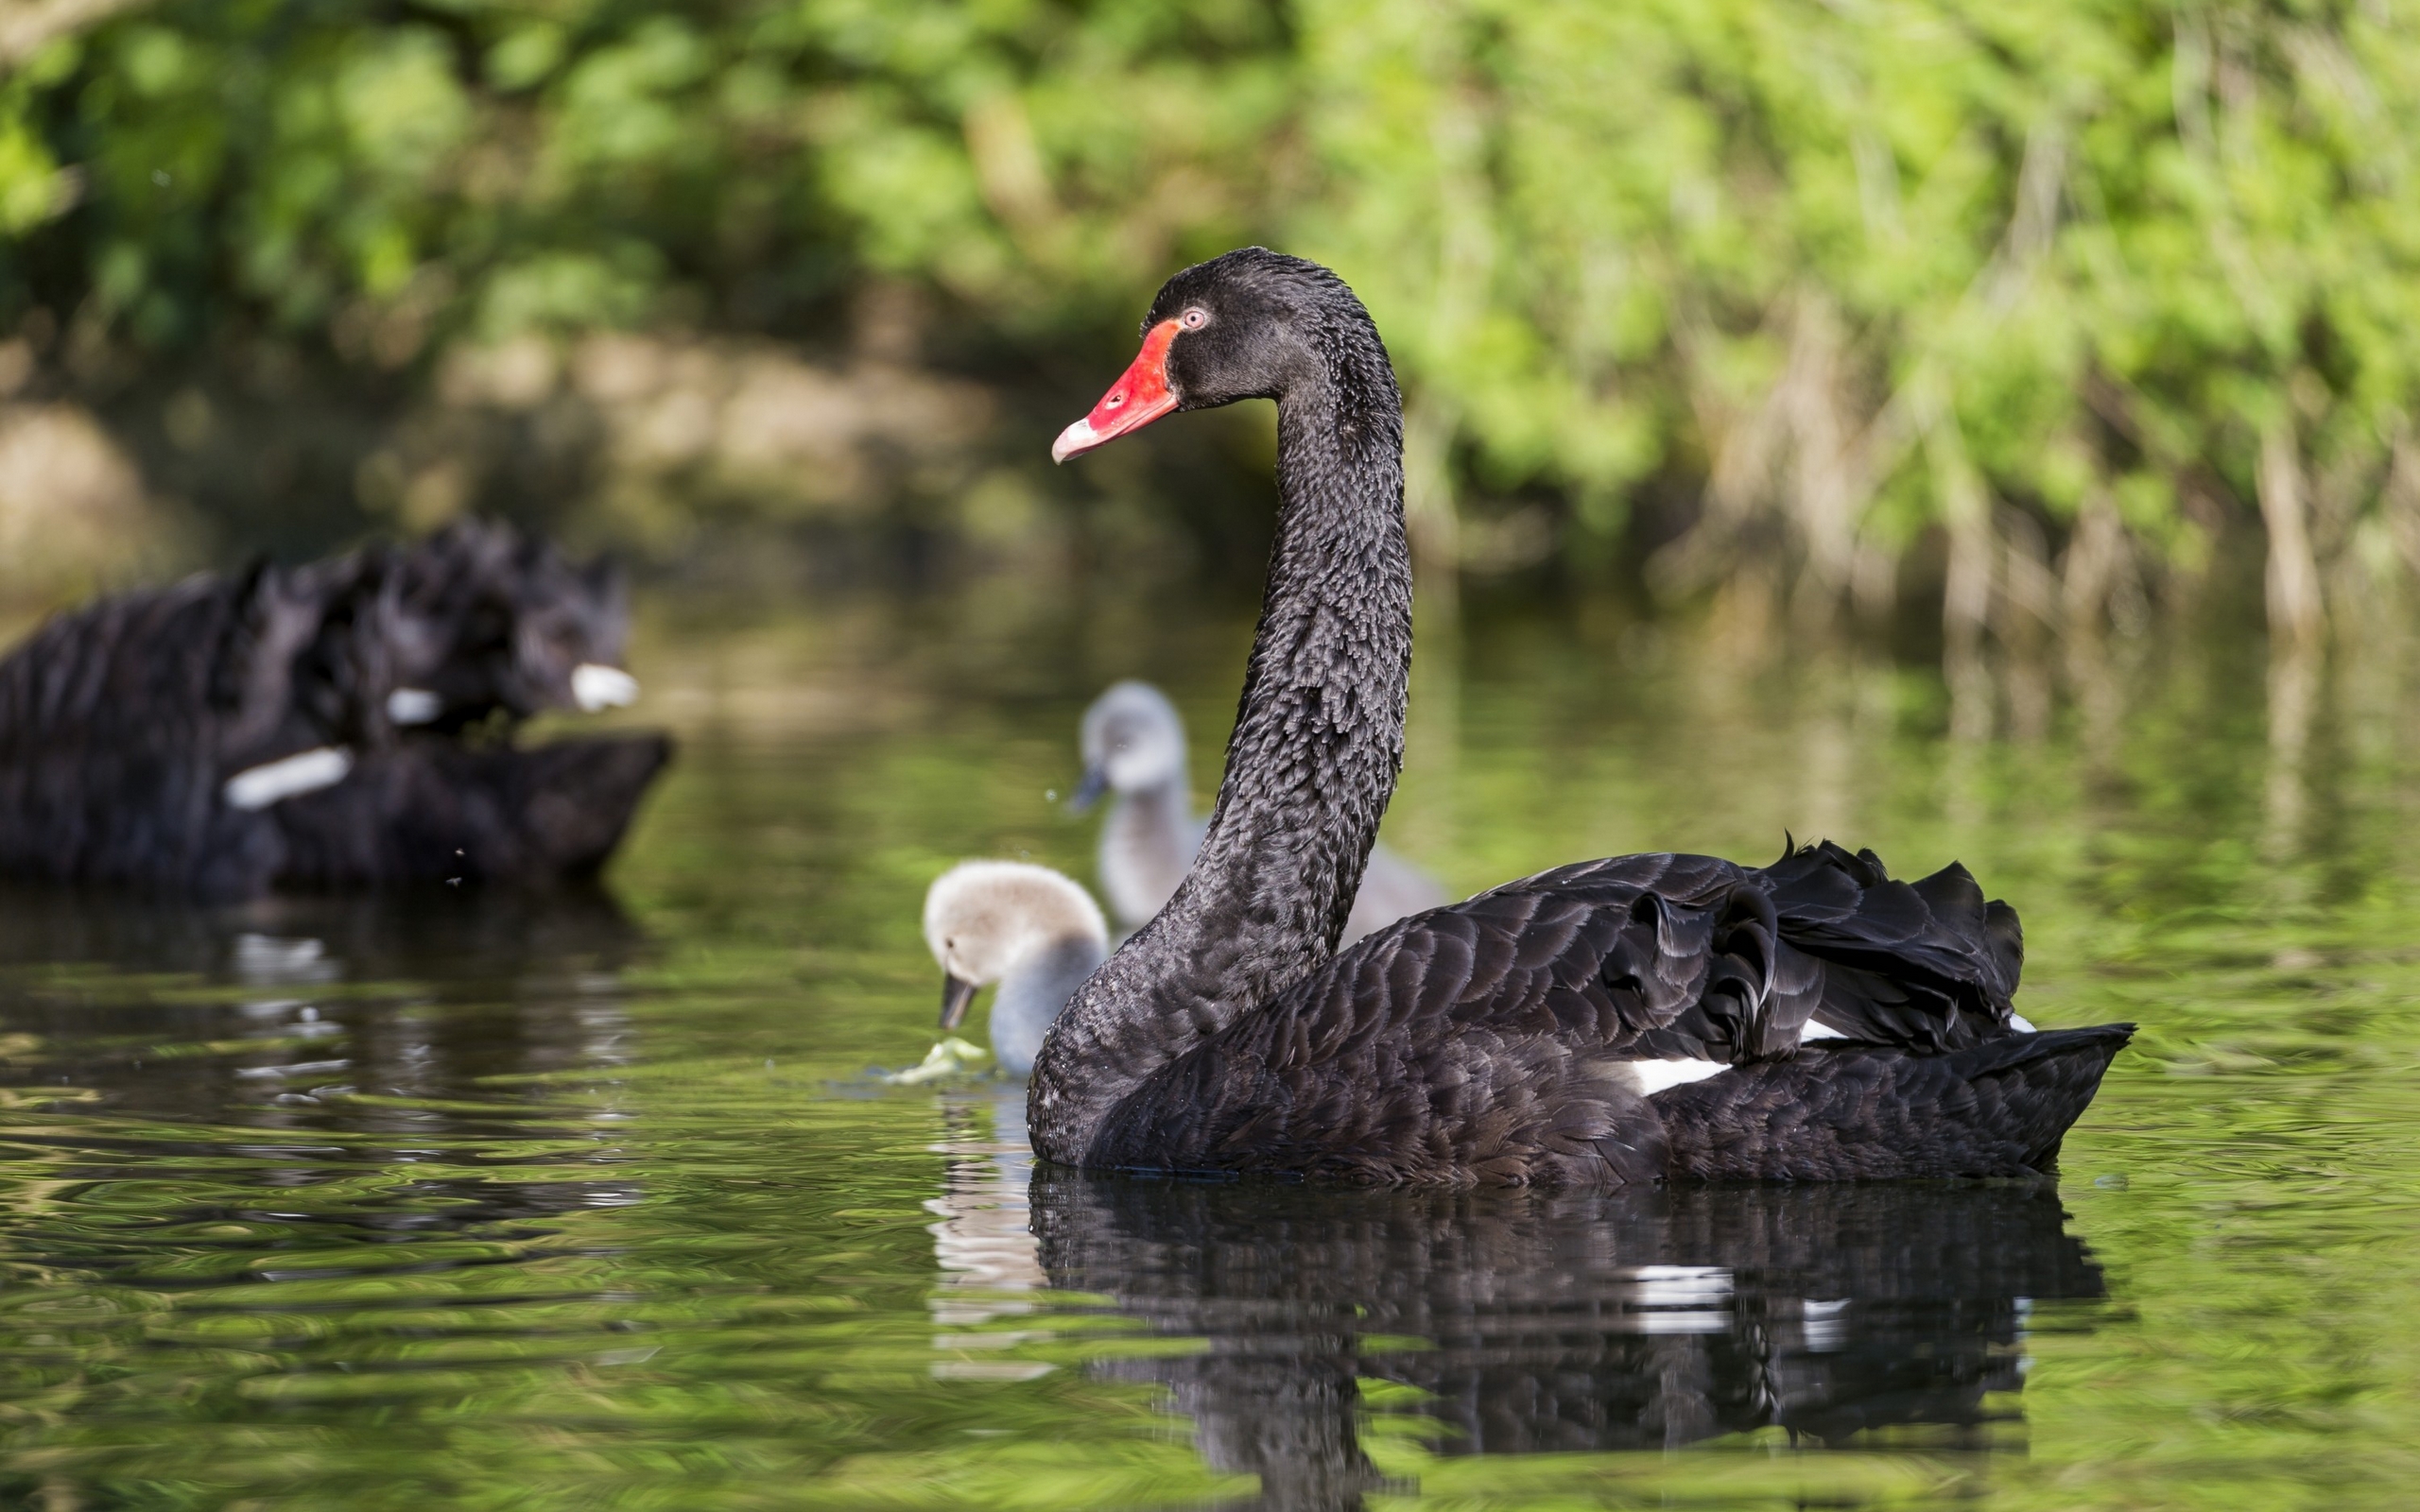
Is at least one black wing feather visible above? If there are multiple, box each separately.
[1086,841,2062,1184]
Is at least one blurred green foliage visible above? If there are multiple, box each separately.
[0,0,1291,352]
[1301,0,2420,628]
[4,0,2418,622]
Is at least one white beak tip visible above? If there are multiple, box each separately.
[386,687,441,726]
[1051,419,1098,465]
[224,746,354,811]
[571,662,640,712]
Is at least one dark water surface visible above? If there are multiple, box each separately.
[1,579,2416,1509]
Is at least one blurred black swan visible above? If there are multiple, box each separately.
[1030,1170,2106,1511]
[1034,249,2130,1184]
[0,520,668,899]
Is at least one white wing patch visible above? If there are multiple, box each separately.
[224,747,354,811]
[1797,1013,2036,1045]
[1802,1297,1850,1352]
[1632,1058,1732,1096]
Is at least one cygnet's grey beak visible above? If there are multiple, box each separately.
[1066,763,1110,815]
[939,973,979,1033]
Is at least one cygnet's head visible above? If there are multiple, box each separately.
[923,860,1110,1031]
[1072,681,1187,810]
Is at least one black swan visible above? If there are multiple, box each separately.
[0,521,669,899]
[1075,679,1443,941]
[1035,249,2130,1185]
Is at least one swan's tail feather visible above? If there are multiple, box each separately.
[1758,839,2027,1051]
[1652,1023,2134,1182]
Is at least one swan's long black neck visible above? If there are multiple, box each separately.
[1029,327,1411,1163]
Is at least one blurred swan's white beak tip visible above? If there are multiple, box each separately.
[1050,419,1098,464]
[224,746,354,811]
[386,687,441,725]
[572,663,640,712]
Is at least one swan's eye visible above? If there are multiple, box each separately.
[1181,308,1208,330]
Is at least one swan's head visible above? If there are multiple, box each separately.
[373,520,638,731]
[923,860,1109,1032]
[1071,680,1186,809]
[1053,248,1379,462]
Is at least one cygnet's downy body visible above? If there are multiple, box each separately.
[1075,681,1445,942]
[923,861,1108,1077]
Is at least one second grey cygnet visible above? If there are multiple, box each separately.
[1074,680,1444,942]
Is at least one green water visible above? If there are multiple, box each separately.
[2,576,2417,1509]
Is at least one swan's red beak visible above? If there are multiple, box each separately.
[1053,319,1182,463]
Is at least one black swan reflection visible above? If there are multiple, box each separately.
[1025,1170,2105,1510]
[0,883,646,1130]
[0,889,651,1304]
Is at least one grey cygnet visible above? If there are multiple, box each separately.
[1073,680,1444,941]
[924,860,1108,1077]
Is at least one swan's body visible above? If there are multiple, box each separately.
[924,861,1108,1077]
[1081,847,2126,1183]
[1078,679,1443,941]
[1030,249,2127,1186]
[0,521,666,898]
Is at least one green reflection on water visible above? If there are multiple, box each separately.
[0,578,2414,1509]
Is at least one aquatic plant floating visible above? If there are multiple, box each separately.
[882,1037,995,1086]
